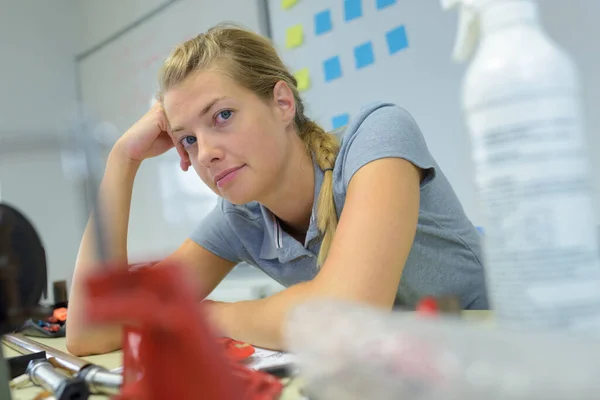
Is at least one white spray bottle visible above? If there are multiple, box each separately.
[442,0,600,330]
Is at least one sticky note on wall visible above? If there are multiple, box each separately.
[344,0,363,22]
[354,41,375,69]
[332,113,350,129]
[286,24,304,49]
[376,0,397,9]
[281,0,299,10]
[294,68,311,91]
[386,25,409,54]
[314,9,333,35]
[323,56,342,82]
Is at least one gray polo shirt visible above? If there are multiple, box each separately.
[190,102,489,309]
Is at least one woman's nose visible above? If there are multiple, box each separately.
[196,135,224,166]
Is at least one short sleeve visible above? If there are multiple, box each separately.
[339,103,437,189]
[189,200,242,263]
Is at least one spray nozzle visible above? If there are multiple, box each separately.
[440,0,462,9]
[441,0,480,63]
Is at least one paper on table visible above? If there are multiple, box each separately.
[108,347,295,374]
[243,347,296,372]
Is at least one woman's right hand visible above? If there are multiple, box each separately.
[113,103,180,164]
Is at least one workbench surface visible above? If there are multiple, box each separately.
[5,311,491,399]
[3,336,309,400]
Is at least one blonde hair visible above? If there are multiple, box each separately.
[157,24,340,267]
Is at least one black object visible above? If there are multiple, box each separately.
[263,365,292,379]
[53,280,69,307]
[7,351,47,379]
[0,203,51,335]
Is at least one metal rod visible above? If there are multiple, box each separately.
[77,364,122,395]
[2,333,89,372]
[73,111,111,265]
[3,334,122,395]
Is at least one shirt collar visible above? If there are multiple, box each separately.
[259,156,325,260]
[304,157,324,247]
[259,205,282,260]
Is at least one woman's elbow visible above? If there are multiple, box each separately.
[66,331,122,356]
[65,337,94,357]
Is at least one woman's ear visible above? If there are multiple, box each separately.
[272,80,296,125]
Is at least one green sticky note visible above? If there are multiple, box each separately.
[281,0,299,10]
[286,24,304,49]
[294,68,310,91]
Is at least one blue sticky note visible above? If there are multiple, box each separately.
[344,0,363,22]
[376,0,396,9]
[323,56,342,82]
[314,10,332,35]
[354,41,375,69]
[332,113,350,129]
[386,25,409,54]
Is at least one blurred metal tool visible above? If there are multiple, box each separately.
[26,359,89,400]
[3,333,122,395]
[69,109,111,265]
[76,364,121,395]
[3,333,87,373]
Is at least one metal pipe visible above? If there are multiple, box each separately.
[2,333,89,372]
[27,359,90,400]
[77,364,122,395]
[3,333,122,395]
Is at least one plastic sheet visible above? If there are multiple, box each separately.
[285,299,600,400]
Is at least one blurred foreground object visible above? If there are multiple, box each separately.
[0,204,49,334]
[443,0,600,328]
[85,263,283,399]
[286,299,600,400]
[3,332,122,396]
[0,203,52,399]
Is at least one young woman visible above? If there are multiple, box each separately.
[66,24,488,356]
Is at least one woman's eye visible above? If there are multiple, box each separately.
[215,110,233,125]
[181,136,197,149]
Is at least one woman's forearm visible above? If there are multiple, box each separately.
[208,281,318,351]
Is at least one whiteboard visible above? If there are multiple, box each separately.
[77,0,267,259]
[78,0,267,135]
[266,0,486,225]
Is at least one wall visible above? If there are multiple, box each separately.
[0,0,82,302]
[539,0,600,213]
[0,0,79,138]
[76,0,174,55]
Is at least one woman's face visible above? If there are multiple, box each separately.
[163,69,297,205]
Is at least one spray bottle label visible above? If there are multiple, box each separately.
[467,91,600,329]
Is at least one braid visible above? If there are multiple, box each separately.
[298,117,341,267]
